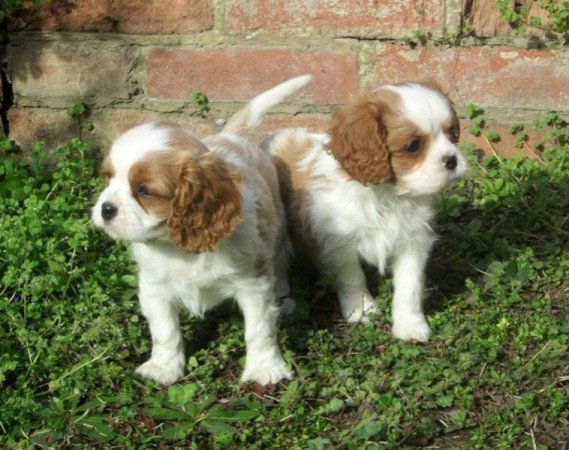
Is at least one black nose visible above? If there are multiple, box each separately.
[101,202,118,221]
[443,155,457,171]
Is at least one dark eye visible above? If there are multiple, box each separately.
[406,138,421,153]
[136,186,153,198]
[100,172,112,187]
[450,127,460,143]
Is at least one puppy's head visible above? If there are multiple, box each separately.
[92,122,241,253]
[328,82,468,195]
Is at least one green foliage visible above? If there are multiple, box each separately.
[464,103,506,161]
[402,1,567,46]
[465,103,485,136]
[533,110,568,148]
[0,0,42,21]
[402,29,433,47]
[496,0,569,33]
[66,101,94,142]
[510,122,528,148]
[1,106,567,448]
[191,91,211,117]
[0,123,137,444]
[540,0,569,33]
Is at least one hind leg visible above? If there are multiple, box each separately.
[273,233,296,315]
[323,246,377,323]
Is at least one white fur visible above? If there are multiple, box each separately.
[223,75,313,138]
[92,75,312,385]
[264,84,467,341]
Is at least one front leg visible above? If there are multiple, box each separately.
[236,281,292,385]
[136,280,185,385]
[324,244,377,323]
[390,240,433,342]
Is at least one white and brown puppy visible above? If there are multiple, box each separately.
[263,82,468,342]
[92,75,311,385]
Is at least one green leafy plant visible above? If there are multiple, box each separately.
[464,103,505,162]
[67,101,94,142]
[142,384,261,446]
[402,29,433,47]
[0,0,42,21]
[191,91,211,117]
[496,0,569,33]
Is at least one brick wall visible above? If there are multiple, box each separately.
[3,0,568,156]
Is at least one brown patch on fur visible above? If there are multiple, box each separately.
[203,135,282,278]
[157,121,210,155]
[129,150,187,220]
[327,93,393,185]
[270,134,317,198]
[269,133,323,255]
[385,120,429,176]
[206,135,286,284]
[444,109,460,144]
[328,84,457,184]
[167,153,242,253]
[415,78,447,95]
[99,155,115,187]
[126,124,243,253]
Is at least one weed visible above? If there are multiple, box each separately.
[191,91,211,117]
[66,101,93,143]
[1,0,38,21]
[497,0,569,34]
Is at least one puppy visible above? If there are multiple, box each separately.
[92,75,311,385]
[263,81,468,342]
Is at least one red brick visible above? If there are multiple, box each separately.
[226,0,445,38]
[147,47,357,104]
[376,45,569,112]
[8,40,134,101]
[8,0,213,34]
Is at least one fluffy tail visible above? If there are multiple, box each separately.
[222,75,312,138]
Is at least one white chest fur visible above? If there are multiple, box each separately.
[309,181,436,274]
[132,242,239,316]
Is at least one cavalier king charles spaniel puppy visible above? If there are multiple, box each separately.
[263,81,468,342]
[92,75,311,385]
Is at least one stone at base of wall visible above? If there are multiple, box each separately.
[8,105,552,162]
[7,106,330,153]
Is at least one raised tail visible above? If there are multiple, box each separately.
[222,75,312,138]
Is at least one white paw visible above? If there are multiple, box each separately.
[241,354,292,385]
[136,358,185,385]
[392,314,430,342]
[343,301,378,324]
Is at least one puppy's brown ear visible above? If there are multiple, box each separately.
[328,94,393,185]
[167,154,242,253]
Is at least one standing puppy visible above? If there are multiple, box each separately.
[92,75,311,385]
[264,82,468,342]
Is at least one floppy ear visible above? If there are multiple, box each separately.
[167,154,242,253]
[327,94,393,185]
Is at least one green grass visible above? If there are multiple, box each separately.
[0,111,567,449]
